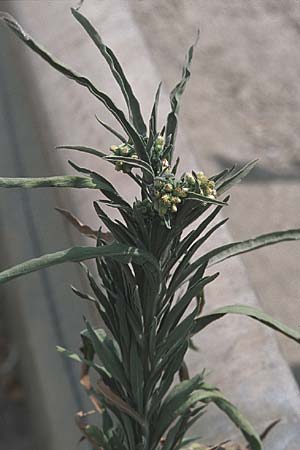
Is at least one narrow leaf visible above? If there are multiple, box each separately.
[186,192,228,206]
[0,12,148,161]
[72,8,147,136]
[165,31,199,159]
[56,144,107,158]
[149,82,162,137]
[159,274,219,340]
[217,159,258,195]
[104,155,154,179]
[0,243,160,285]
[0,175,103,189]
[209,229,300,266]
[192,304,300,343]
[95,115,127,143]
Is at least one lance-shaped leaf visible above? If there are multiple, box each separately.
[178,228,300,291]
[68,160,131,208]
[72,8,147,137]
[163,198,229,278]
[217,159,258,194]
[104,155,154,179]
[56,144,108,158]
[192,304,300,343]
[0,175,105,190]
[165,31,199,160]
[84,322,129,389]
[209,229,300,266]
[184,389,263,450]
[149,82,162,137]
[95,115,127,143]
[167,219,227,300]
[186,192,228,207]
[158,274,219,340]
[56,345,110,383]
[0,243,160,285]
[176,196,230,261]
[0,12,148,162]
[150,375,205,448]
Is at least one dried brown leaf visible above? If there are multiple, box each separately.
[96,379,145,427]
[80,362,103,414]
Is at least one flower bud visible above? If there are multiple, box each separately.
[156,135,164,146]
[171,204,177,213]
[164,183,173,193]
[115,161,123,171]
[160,194,171,206]
[172,196,181,205]
[185,173,195,185]
[121,145,129,155]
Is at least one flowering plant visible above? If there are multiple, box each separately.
[0,6,300,450]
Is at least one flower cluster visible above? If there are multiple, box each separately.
[152,171,217,219]
[183,172,217,199]
[153,175,188,217]
[110,143,137,172]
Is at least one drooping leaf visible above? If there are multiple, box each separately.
[192,304,300,343]
[178,228,300,291]
[209,229,300,266]
[0,243,160,285]
[71,8,147,137]
[158,387,262,450]
[56,144,107,158]
[208,392,263,450]
[0,12,148,161]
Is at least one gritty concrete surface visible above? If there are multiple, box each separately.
[0,0,300,449]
